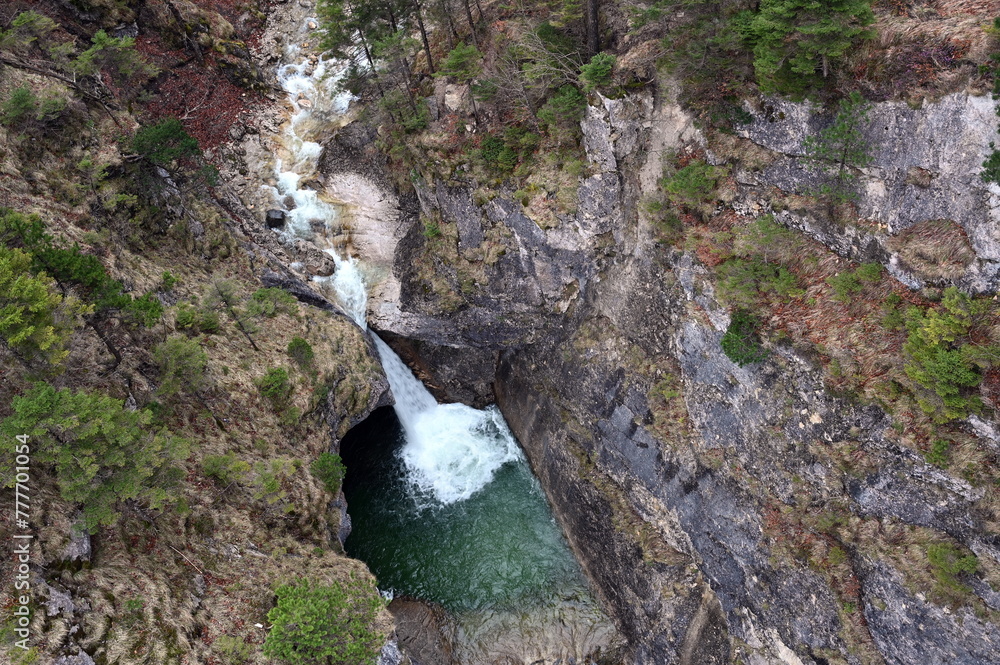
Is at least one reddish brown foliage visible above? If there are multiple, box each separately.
[136,30,263,150]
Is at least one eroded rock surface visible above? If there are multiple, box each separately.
[329,77,1000,664]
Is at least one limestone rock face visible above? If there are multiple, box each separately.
[738,93,1000,292]
[344,83,1000,665]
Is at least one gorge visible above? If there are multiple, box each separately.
[2,0,1000,664]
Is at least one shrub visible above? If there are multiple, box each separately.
[198,309,221,333]
[826,262,882,301]
[287,337,315,369]
[721,310,769,366]
[716,258,801,308]
[130,118,200,167]
[580,52,615,91]
[537,85,587,140]
[422,219,442,238]
[663,160,721,207]
[903,288,995,421]
[927,542,978,596]
[0,246,73,365]
[924,439,950,467]
[1,86,37,128]
[212,635,253,663]
[263,577,384,665]
[311,452,346,495]
[479,136,512,172]
[153,335,207,397]
[1,383,188,532]
[247,287,296,317]
[161,271,179,291]
[257,367,292,408]
[202,452,251,485]
[175,303,198,331]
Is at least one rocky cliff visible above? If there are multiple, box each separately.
[342,74,1000,664]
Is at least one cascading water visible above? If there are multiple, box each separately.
[265,16,620,663]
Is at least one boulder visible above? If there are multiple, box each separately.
[265,209,286,229]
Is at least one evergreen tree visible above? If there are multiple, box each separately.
[2,383,189,532]
[751,0,874,95]
[0,247,77,365]
[803,91,872,200]
[263,577,384,665]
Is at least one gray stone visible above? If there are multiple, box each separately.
[377,640,404,665]
[265,209,286,229]
[54,650,95,665]
[59,523,91,563]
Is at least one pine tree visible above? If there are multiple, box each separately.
[1,384,189,532]
[751,0,874,95]
[0,246,78,366]
[263,577,384,665]
[803,91,872,200]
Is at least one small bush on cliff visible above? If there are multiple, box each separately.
[130,118,200,167]
[202,452,251,486]
[662,160,724,210]
[247,287,296,317]
[257,367,292,410]
[263,577,383,665]
[287,337,315,369]
[311,452,346,495]
[902,288,996,422]
[0,247,76,366]
[537,85,587,143]
[926,542,978,601]
[826,262,882,301]
[721,310,769,366]
[716,257,802,308]
[580,53,615,92]
[154,335,208,398]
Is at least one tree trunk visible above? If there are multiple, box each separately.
[359,32,377,71]
[412,0,435,74]
[462,0,479,48]
[441,0,458,50]
[87,317,123,369]
[586,0,600,57]
[387,2,398,33]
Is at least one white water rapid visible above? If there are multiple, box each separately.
[268,22,523,506]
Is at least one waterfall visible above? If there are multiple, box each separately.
[264,19,622,661]
[372,332,523,506]
[268,27,522,507]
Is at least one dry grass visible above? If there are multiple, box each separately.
[845,1,997,100]
[887,218,977,281]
